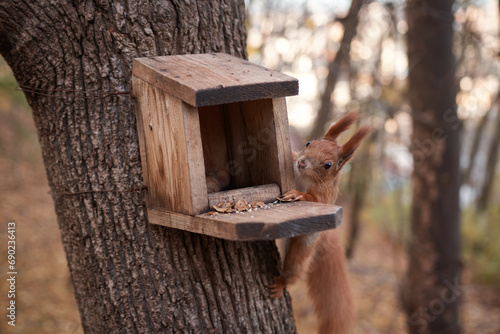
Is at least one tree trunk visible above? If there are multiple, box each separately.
[403,1,461,334]
[462,109,489,185]
[0,1,297,333]
[477,107,500,212]
[475,0,500,212]
[345,131,371,259]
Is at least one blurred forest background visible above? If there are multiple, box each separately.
[1,0,500,333]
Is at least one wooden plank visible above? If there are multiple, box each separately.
[132,53,298,106]
[132,76,153,208]
[147,201,342,241]
[271,97,295,194]
[182,101,210,214]
[132,77,209,215]
[208,184,281,208]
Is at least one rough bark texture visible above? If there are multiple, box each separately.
[0,1,297,333]
[403,1,461,333]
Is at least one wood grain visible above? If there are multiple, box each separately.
[132,53,298,106]
[208,184,280,208]
[148,201,343,241]
[270,97,295,194]
[182,100,211,213]
[133,77,209,215]
[199,105,230,192]
[222,99,291,190]
[223,100,266,188]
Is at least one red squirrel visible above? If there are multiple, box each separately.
[269,111,370,334]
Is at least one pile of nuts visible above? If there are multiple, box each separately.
[204,195,298,216]
[206,199,266,216]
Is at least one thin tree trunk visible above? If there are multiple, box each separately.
[309,0,364,140]
[345,2,392,258]
[477,108,500,212]
[476,0,500,211]
[345,131,371,259]
[462,109,489,185]
[403,1,461,333]
[0,1,297,333]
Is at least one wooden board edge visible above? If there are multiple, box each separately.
[131,76,153,208]
[232,204,343,240]
[271,97,295,193]
[133,55,299,107]
[147,208,240,240]
[147,203,343,241]
[182,102,210,214]
[195,80,299,107]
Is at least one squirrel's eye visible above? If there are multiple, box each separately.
[324,162,332,170]
[306,141,311,147]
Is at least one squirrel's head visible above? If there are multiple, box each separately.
[295,111,371,183]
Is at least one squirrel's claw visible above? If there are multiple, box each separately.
[268,276,285,299]
[278,190,304,202]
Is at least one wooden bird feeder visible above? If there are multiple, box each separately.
[132,53,342,240]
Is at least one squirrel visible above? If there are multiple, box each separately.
[269,111,370,334]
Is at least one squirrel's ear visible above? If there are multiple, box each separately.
[323,111,360,142]
[338,126,371,168]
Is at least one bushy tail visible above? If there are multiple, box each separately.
[307,230,354,334]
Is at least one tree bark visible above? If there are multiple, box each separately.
[403,1,461,334]
[0,1,297,333]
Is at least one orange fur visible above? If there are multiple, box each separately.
[307,230,354,334]
[323,111,360,142]
[270,111,370,334]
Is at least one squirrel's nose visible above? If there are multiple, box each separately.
[297,159,306,169]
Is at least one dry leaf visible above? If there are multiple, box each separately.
[249,201,265,208]
[234,199,250,212]
[206,211,218,216]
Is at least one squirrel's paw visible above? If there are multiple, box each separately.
[279,189,304,202]
[268,276,286,299]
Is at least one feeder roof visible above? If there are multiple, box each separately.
[132,53,298,107]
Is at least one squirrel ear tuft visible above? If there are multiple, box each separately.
[338,126,371,167]
[323,112,360,142]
